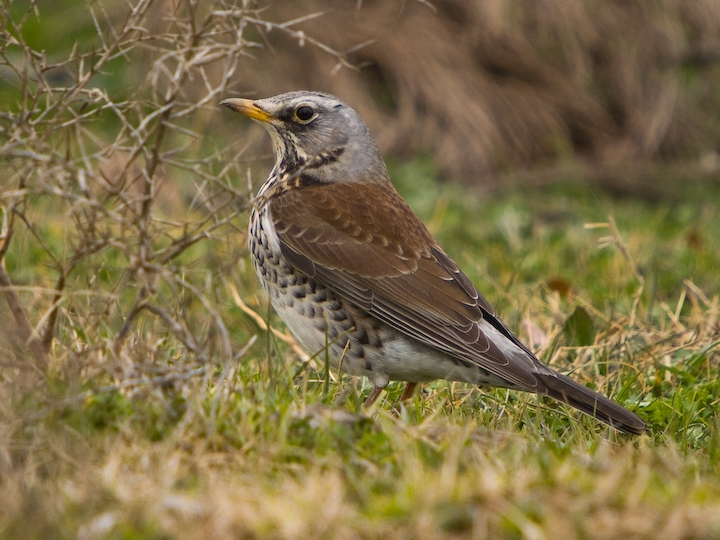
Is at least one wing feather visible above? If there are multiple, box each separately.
[270,180,542,389]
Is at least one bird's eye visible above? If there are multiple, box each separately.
[295,105,315,122]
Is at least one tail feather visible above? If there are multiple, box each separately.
[537,372,647,435]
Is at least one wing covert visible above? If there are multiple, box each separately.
[269,180,541,389]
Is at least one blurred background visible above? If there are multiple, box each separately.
[234,0,720,197]
[7,0,720,196]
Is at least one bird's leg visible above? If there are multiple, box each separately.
[399,382,418,402]
[364,372,390,407]
[364,385,384,407]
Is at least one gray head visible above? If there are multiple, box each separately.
[221,91,389,185]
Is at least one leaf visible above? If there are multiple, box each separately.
[563,306,596,347]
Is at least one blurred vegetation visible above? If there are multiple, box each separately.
[241,0,720,196]
[1,1,719,538]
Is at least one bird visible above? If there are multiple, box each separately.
[221,91,647,435]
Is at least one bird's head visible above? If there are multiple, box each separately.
[221,91,389,185]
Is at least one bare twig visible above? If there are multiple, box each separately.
[0,0,370,385]
[0,261,49,371]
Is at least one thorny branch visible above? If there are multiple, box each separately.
[0,0,354,379]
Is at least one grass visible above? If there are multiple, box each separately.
[1,1,720,538]
[2,165,720,539]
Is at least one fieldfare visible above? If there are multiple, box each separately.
[221,91,647,435]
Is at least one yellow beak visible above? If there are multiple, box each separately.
[220,98,274,123]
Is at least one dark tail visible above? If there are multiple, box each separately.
[537,372,647,435]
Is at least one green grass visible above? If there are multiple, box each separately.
[3,161,720,538]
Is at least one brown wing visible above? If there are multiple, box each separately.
[269,180,543,390]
